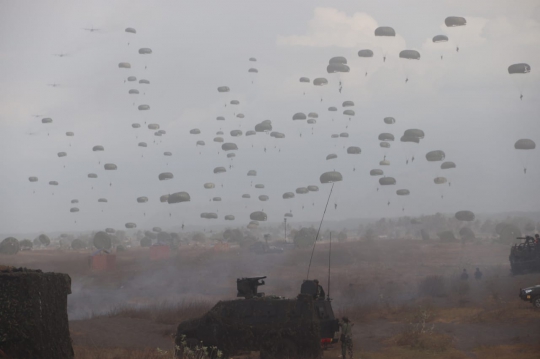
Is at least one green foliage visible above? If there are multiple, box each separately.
[0,237,20,255]
[140,237,152,247]
[19,239,33,251]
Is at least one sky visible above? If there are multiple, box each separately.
[0,0,539,235]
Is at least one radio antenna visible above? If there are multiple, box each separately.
[327,232,332,300]
[306,182,334,280]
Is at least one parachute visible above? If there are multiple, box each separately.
[255,121,272,132]
[313,78,328,86]
[164,152,172,156]
[66,132,74,136]
[125,27,136,34]
[296,187,309,194]
[98,198,107,203]
[249,57,257,61]
[28,177,38,182]
[258,195,269,201]
[433,177,447,185]
[441,161,456,169]
[246,131,256,136]
[320,171,343,184]
[455,210,475,221]
[227,153,236,158]
[168,192,191,204]
[358,49,374,57]
[396,189,410,196]
[160,195,169,203]
[308,112,318,118]
[158,172,173,181]
[379,160,390,166]
[125,223,137,229]
[379,177,396,185]
[247,170,257,176]
[132,123,141,128]
[236,114,245,119]
[118,62,131,68]
[347,146,361,154]
[204,183,215,189]
[87,173,97,178]
[137,197,148,203]
[283,192,295,199]
[230,100,240,105]
[214,137,224,143]
[92,145,104,152]
[342,101,354,107]
[508,63,531,74]
[327,63,350,73]
[326,154,337,160]
[425,150,446,161]
[343,110,355,117]
[307,185,319,192]
[217,86,230,92]
[221,143,238,151]
[213,197,222,202]
[404,129,425,139]
[380,142,391,148]
[196,140,205,146]
[514,139,536,150]
[250,211,267,221]
[49,181,58,185]
[57,152,67,157]
[242,194,251,199]
[71,199,78,204]
[213,167,226,174]
[139,79,150,84]
[216,116,225,121]
[248,68,258,73]
[138,142,147,147]
[41,118,53,124]
[433,35,448,43]
[129,89,139,94]
[370,169,384,176]
[445,16,466,27]
[307,119,316,125]
[375,27,395,36]
[230,130,243,137]
[299,77,310,83]
[378,133,395,141]
[190,129,201,134]
[93,231,112,249]
[127,76,137,81]
[148,124,160,130]
[339,133,349,138]
[138,104,150,110]
[270,132,285,138]
[285,213,293,218]
[293,113,307,120]
[399,50,421,60]
[225,215,235,220]
[104,163,117,170]
[138,48,152,54]
[384,117,396,124]
[328,107,337,111]
[255,184,265,189]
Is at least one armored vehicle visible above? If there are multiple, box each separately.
[509,237,540,274]
[519,284,540,308]
[175,276,339,359]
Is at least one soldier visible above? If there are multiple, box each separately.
[313,279,325,300]
[339,316,354,359]
[460,269,469,280]
[474,268,483,280]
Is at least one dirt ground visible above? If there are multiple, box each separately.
[2,239,540,358]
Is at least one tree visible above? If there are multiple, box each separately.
[192,232,207,243]
[459,227,475,241]
[437,230,456,242]
[19,239,33,251]
[0,237,20,255]
[364,228,375,241]
[294,227,317,248]
[497,224,521,243]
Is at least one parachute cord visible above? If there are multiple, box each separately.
[306,182,334,280]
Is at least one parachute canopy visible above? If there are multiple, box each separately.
[158,172,173,181]
[104,163,117,170]
[514,139,536,150]
[250,211,267,221]
[379,177,396,185]
[358,49,374,57]
[320,171,343,184]
[445,16,466,27]
[433,35,449,43]
[399,50,421,60]
[508,63,531,74]
[426,150,446,161]
[375,26,395,36]
[441,161,456,169]
[168,192,190,204]
[455,210,475,222]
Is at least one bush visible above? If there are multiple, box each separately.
[437,230,456,242]
[19,239,33,251]
[140,237,152,247]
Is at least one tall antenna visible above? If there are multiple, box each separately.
[306,183,334,280]
[327,232,332,300]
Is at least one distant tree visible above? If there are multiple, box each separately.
[0,237,20,255]
[192,232,207,243]
[497,224,521,243]
[37,234,50,247]
[294,227,317,248]
[420,229,430,241]
[19,239,33,251]
[459,227,475,241]
[223,228,244,243]
[140,237,152,247]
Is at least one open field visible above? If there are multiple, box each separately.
[2,239,539,358]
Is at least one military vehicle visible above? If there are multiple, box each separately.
[509,237,540,275]
[175,276,339,359]
[519,284,540,308]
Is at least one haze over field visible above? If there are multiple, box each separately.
[1,0,539,234]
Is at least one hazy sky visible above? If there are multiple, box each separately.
[1,0,539,235]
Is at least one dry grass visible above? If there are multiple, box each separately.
[98,300,212,325]
[362,347,469,359]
